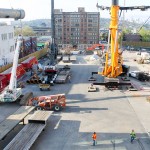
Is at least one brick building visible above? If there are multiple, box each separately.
[18,37,37,58]
[54,7,100,49]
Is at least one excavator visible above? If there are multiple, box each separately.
[90,0,150,89]
[87,44,104,51]
[0,8,25,102]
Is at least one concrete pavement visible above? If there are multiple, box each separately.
[0,54,150,150]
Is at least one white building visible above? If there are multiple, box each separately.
[0,25,15,66]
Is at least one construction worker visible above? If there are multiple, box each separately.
[130,129,136,143]
[92,132,97,146]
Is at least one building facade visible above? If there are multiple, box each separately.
[18,36,37,58]
[0,25,15,66]
[123,33,142,42]
[31,26,51,36]
[54,7,100,49]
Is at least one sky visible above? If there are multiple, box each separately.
[0,0,150,23]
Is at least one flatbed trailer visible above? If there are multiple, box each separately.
[55,74,68,83]
[4,111,52,150]
[55,69,71,84]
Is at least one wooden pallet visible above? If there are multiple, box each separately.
[0,106,34,140]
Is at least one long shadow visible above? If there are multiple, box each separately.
[30,119,150,150]
[64,106,108,113]
[67,93,150,104]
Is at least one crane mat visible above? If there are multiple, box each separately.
[0,106,34,140]
[4,123,45,150]
[28,110,52,124]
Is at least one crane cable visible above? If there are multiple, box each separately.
[137,16,150,33]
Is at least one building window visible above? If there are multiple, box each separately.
[1,34,7,40]
[10,45,14,52]
[9,33,13,39]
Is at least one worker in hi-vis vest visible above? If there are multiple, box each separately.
[92,132,97,146]
[130,129,136,143]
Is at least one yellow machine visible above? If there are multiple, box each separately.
[100,4,122,78]
[91,0,150,88]
[97,0,150,78]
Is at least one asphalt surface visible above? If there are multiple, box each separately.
[0,53,150,150]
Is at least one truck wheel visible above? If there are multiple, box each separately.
[53,105,61,111]
[36,106,43,110]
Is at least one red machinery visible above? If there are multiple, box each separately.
[87,44,104,51]
[27,94,66,111]
[21,56,38,71]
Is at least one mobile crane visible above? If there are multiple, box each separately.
[0,8,25,102]
[91,0,150,89]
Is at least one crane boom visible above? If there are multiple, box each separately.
[0,8,25,20]
[9,36,22,90]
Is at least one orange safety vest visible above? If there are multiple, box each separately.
[92,133,97,140]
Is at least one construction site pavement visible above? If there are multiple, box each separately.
[0,54,150,150]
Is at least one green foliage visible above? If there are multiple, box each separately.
[139,28,150,42]
[100,33,108,41]
[14,26,35,36]
[122,28,132,34]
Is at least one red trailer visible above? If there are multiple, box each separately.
[21,56,38,71]
[0,75,7,92]
[0,64,26,81]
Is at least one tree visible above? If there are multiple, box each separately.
[14,26,35,36]
[139,28,150,42]
[100,33,108,41]
[118,28,132,44]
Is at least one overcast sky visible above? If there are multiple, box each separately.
[0,0,150,23]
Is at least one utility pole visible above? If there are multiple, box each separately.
[50,0,57,65]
